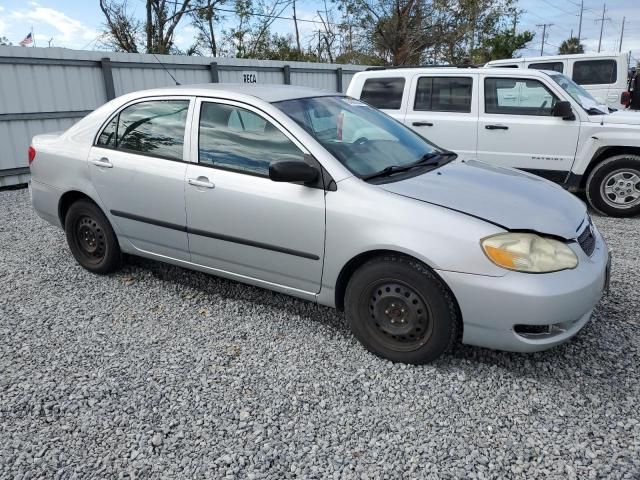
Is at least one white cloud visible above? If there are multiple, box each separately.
[10,5,99,48]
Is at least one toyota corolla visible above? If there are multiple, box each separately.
[29,84,610,364]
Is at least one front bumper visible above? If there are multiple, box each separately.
[437,228,609,353]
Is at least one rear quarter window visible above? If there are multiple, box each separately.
[360,77,405,110]
[528,62,564,73]
[572,60,617,85]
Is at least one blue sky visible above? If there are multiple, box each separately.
[0,0,638,63]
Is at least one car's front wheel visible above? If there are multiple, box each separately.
[586,154,640,217]
[64,199,121,274]
[345,255,460,364]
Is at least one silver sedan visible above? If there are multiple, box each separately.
[29,84,610,364]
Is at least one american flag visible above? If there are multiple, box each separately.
[19,33,33,46]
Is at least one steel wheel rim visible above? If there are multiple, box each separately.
[601,168,640,208]
[364,280,433,352]
[74,215,106,264]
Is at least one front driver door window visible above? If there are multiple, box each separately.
[185,100,326,294]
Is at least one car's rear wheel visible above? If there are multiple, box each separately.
[586,154,640,217]
[345,255,459,364]
[64,199,121,274]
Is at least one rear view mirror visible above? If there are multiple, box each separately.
[269,160,319,184]
[552,101,575,120]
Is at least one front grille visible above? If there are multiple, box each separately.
[577,221,596,256]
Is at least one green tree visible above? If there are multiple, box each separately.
[472,29,534,63]
[558,37,584,55]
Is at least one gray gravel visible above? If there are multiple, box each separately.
[1,187,639,479]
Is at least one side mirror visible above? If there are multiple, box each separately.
[269,160,319,184]
[552,101,575,120]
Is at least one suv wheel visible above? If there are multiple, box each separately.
[345,255,460,364]
[586,154,640,217]
[64,199,121,274]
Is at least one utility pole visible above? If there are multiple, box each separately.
[619,16,625,52]
[577,0,584,42]
[595,4,610,53]
[536,23,553,56]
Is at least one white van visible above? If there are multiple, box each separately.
[486,52,629,109]
[347,66,640,217]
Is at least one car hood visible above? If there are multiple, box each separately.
[588,110,640,125]
[379,160,586,240]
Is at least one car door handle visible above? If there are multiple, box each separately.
[412,121,434,127]
[90,157,113,168]
[188,177,215,189]
[485,124,509,130]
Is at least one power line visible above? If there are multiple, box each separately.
[538,0,578,17]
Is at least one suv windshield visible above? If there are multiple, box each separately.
[274,96,451,178]
[548,73,608,114]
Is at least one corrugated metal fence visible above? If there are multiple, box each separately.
[0,46,367,187]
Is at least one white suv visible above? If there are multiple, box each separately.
[486,52,630,109]
[347,67,640,217]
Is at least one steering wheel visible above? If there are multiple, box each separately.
[354,137,369,145]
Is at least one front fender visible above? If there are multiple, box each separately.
[572,127,640,175]
[317,177,506,307]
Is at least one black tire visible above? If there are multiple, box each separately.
[586,154,640,217]
[345,255,460,364]
[64,199,121,274]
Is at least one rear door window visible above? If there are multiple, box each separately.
[95,100,189,161]
[414,77,472,112]
[572,60,617,85]
[360,77,405,110]
[528,62,564,73]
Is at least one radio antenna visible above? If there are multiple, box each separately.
[152,53,180,86]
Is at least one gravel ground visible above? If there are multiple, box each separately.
[1,187,639,480]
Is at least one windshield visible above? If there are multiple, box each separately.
[548,73,608,114]
[274,96,442,177]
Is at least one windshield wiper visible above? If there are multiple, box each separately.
[362,151,457,181]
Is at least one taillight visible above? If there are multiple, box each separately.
[28,145,36,165]
[621,91,631,107]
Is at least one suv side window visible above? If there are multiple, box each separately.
[573,60,617,85]
[360,77,405,110]
[96,100,189,161]
[414,77,472,112]
[484,77,558,116]
[198,102,304,176]
[528,62,564,73]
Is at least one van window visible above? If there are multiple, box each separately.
[484,78,558,116]
[360,78,405,110]
[572,60,617,85]
[528,62,564,73]
[414,77,472,112]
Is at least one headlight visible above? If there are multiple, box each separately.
[481,233,578,273]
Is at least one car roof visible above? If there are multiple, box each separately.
[487,51,625,64]
[353,67,552,77]
[126,83,339,103]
